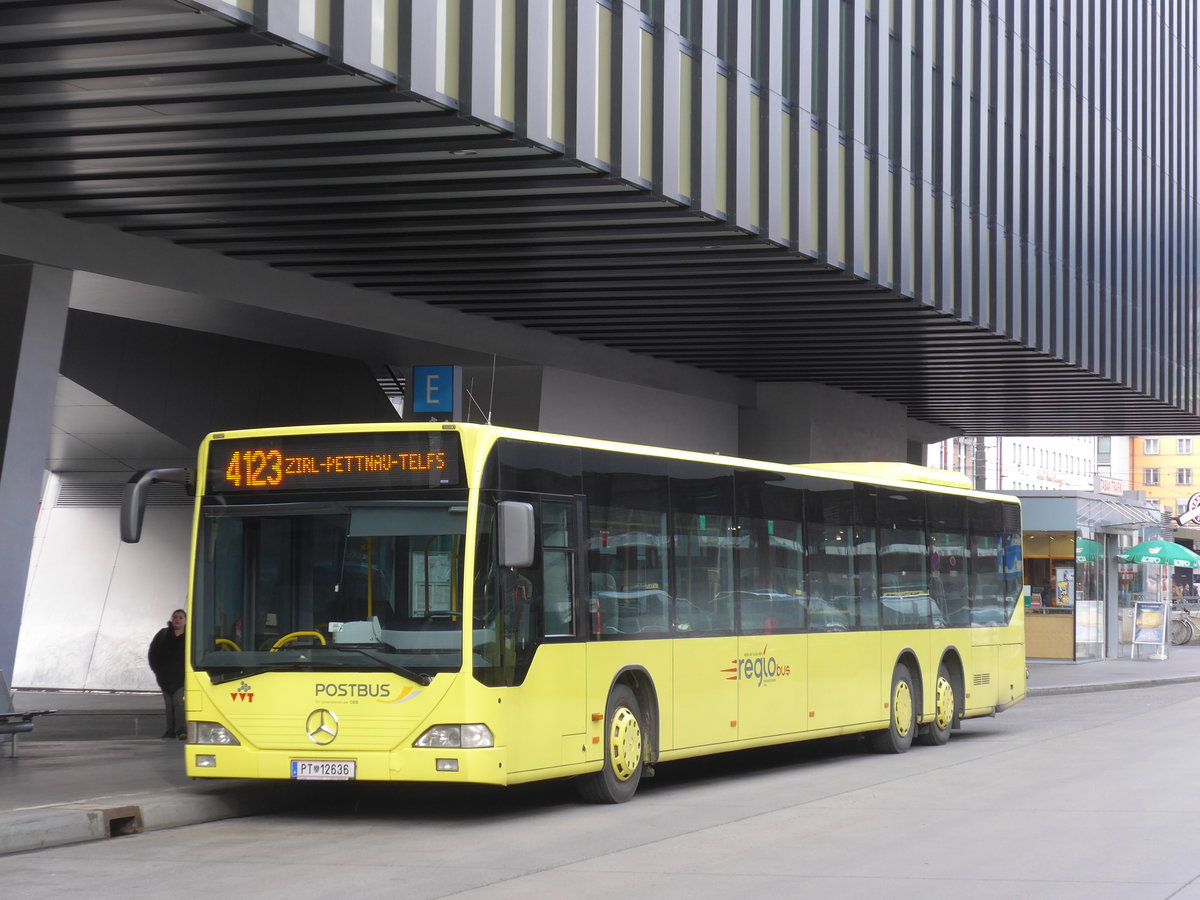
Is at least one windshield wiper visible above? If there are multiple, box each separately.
[324,645,433,686]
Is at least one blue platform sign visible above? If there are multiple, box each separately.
[411,366,461,419]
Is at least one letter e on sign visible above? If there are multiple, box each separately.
[411,366,461,418]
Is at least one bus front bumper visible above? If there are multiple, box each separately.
[186,743,510,785]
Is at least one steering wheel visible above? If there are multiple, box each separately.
[270,631,328,651]
[214,638,242,652]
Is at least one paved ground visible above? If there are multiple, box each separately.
[4,644,1200,857]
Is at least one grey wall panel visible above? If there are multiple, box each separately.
[538,367,738,455]
[655,0,684,204]
[567,0,601,170]
[690,0,719,218]
[60,312,399,450]
[612,1,647,185]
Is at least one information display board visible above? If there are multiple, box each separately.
[206,432,463,494]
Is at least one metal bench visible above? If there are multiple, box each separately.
[0,670,55,758]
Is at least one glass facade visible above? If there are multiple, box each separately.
[1020,492,1165,662]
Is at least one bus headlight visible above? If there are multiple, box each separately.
[413,724,493,748]
[188,721,241,745]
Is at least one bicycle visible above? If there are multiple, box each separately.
[1171,604,1198,645]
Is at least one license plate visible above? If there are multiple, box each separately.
[291,760,356,780]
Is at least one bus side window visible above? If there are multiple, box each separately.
[734,470,807,634]
[541,501,575,637]
[670,462,735,635]
[583,452,671,639]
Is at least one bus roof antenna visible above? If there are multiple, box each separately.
[487,354,496,425]
[464,378,489,424]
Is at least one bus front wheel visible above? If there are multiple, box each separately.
[867,663,916,754]
[577,684,644,803]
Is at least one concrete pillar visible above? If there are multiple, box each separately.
[0,262,71,679]
[739,382,914,464]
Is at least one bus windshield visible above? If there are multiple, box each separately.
[193,500,468,680]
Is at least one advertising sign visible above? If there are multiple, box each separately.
[1132,600,1169,659]
[1179,492,1200,527]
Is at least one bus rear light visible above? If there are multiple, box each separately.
[414,724,494,748]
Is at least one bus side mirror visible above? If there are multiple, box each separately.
[498,501,535,568]
[121,468,192,543]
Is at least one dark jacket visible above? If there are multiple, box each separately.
[148,627,185,693]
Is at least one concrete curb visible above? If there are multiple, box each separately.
[1028,673,1200,697]
[0,785,302,857]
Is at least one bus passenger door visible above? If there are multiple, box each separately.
[807,631,882,732]
[736,633,807,739]
[673,636,740,750]
[496,498,589,775]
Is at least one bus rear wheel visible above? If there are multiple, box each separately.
[918,662,955,746]
[867,663,916,754]
[577,684,644,803]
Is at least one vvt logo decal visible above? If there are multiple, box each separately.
[231,680,254,702]
[722,646,791,685]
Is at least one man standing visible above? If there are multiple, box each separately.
[148,609,186,739]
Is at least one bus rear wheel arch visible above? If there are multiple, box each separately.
[576,683,647,803]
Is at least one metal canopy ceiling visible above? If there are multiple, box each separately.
[1,0,1196,437]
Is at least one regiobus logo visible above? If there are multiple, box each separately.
[722,646,792,685]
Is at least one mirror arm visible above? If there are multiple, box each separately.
[121,467,192,543]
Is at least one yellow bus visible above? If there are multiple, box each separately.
[123,423,1025,802]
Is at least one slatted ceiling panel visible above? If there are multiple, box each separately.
[55,479,191,509]
[0,1,1197,438]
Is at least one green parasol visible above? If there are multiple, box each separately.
[1075,538,1100,563]
[1119,540,1200,568]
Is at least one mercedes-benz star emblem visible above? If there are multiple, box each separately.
[305,708,338,745]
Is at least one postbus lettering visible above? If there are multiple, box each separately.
[315,683,392,699]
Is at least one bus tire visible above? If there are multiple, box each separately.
[867,662,916,754]
[576,684,644,803]
[918,662,954,746]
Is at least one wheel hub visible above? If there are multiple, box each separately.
[609,706,642,782]
[893,681,913,738]
[933,675,954,730]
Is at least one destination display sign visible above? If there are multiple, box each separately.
[206,432,462,494]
